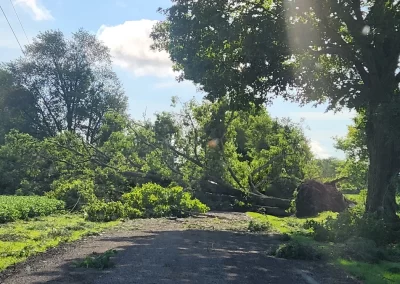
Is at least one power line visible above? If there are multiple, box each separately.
[0,4,24,54]
[9,0,30,44]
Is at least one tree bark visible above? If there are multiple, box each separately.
[365,110,399,222]
[384,181,399,225]
[199,179,291,210]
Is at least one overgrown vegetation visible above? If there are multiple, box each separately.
[0,196,65,223]
[247,219,271,232]
[122,183,209,218]
[248,205,400,283]
[83,183,209,222]
[274,240,323,261]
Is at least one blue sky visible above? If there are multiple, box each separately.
[0,0,355,158]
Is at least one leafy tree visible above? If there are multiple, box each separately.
[146,99,312,213]
[0,131,51,195]
[152,0,400,221]
[5,29,127,142]
[335,113,369,191]
[315,158,342,182]
[0,70,43,143]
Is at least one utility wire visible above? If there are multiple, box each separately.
[9,0,30,44]
[0,4,24,54]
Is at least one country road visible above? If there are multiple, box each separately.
[0,213,357,284]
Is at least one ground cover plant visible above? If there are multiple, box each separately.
[0,196,65,223]
[0,214,118,271]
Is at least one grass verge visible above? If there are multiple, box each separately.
[246,211,337,234]
[337,259,400,283]
[246,211,400,283]
[0,214,119,271]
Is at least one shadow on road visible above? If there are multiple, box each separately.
[26,229,354,284]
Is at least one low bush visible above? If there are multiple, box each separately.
[84,201,126,222]
[248,220,271,232]
[0,196,65,223]
[304,208,392,246]
[122,183,209,218]
[340,237,384,264]
[47,178,97,211]
[274,240,323,260]
[304,219,334,242]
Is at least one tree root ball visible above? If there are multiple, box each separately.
[295,179,352,217]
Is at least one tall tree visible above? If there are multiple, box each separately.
[152,0,400,222]
[0,70,42,143]
[5,29,127,142]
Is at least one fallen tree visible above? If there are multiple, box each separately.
[40,101,307,217]
[295,178,352,217]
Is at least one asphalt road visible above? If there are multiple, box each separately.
[1,213,357,284]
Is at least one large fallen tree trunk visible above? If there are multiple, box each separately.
[199,179,291,214]
[247,192,291,208]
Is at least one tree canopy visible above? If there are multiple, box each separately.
[152,0,400,222]
[2,29,127,142]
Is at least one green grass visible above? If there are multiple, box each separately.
[0,214,119,271]
[338,259,400,283]
[345,193,366,205]
[247,208,400,284]
[246,211,337,234]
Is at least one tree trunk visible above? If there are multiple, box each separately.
[365,111,399,222]
[66,106,73,132]
[384,181,399,224]
[199,179,291,211]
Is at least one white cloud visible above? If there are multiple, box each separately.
[310,140,331,159]
[97,20,174,78]
[15,0,53,21]
[290,110,356,121]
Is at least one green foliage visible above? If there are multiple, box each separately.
[304,209,392,246]
[248,219,271,232]
[161,100,311,201]
[0,96,313,214]
[84,202,126,222]
[152,0,400,221]
[338,259,400,284]
[0,131,51,195]
[335,113,368,191]
[73,250,117,270]
[5,29,127,139]
[249,209,400,282]
[340,237,384,264]
[315,158,342,182]
[274,240,323,260]
[0,196,64,223]
[47,178,97,211]
[0,69,42,144]
[246,211,337,235]
[152,1,400,111]
[122,183,209,218]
